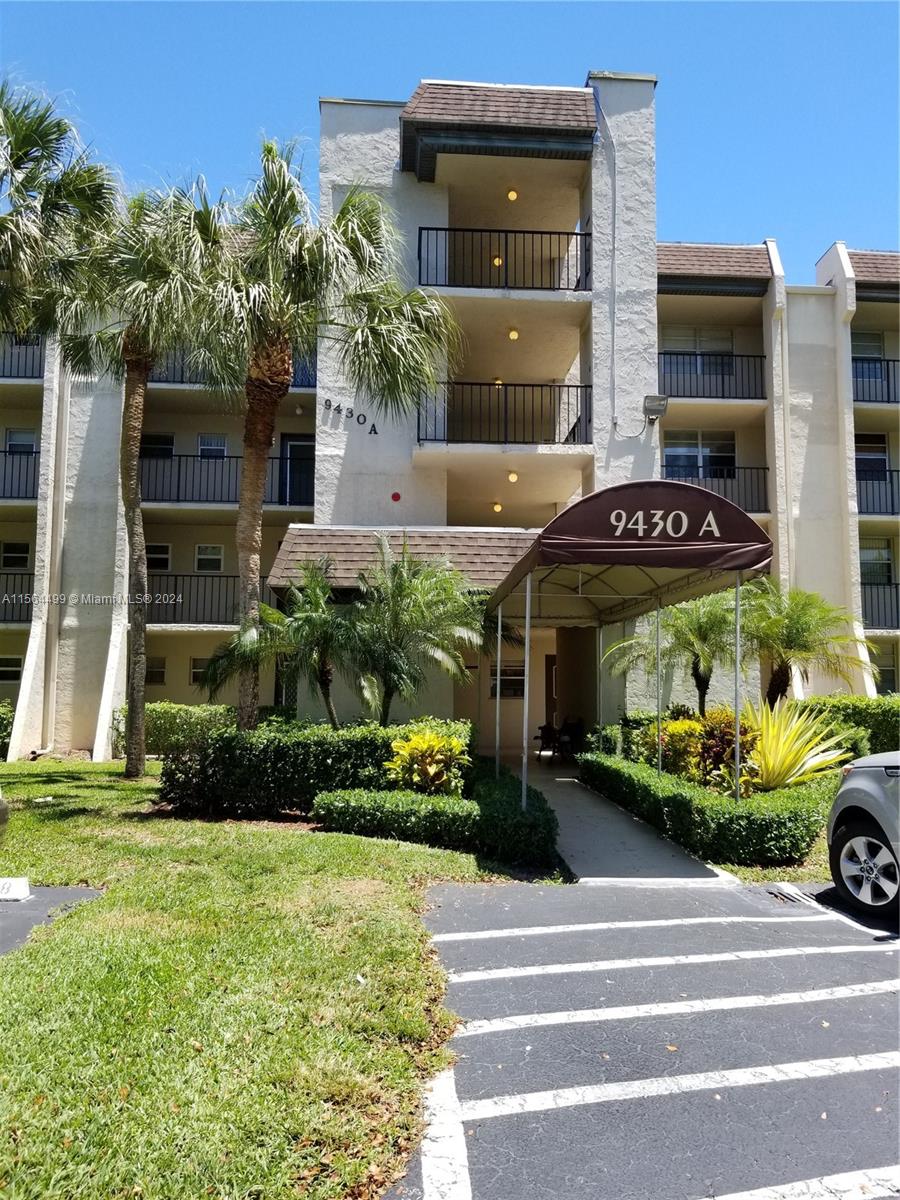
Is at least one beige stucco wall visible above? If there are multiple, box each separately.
[144,631,277,707]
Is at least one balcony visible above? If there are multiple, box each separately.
[140,454,313,507]
[662,466,769,512]
[146,574,279,625]
[658,353,766,400]
[0,573,34,622]
[861,583,900,630]
[418,383,591,445]
[149,348,317,389]
[0,451,39,500]
[857,471,900,515]
[852,359,898,404]
[418,228,590,291]
[0,334,44,380]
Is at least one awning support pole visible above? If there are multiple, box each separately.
[734,571,742,802]
[656,600,662,775]
[520,573,532,812]
[595,624,602,730]
[494,603,502,779]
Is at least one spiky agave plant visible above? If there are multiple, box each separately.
[744,698,852,790]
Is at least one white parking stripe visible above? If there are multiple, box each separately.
[448,943,897,984]
[459,1051,900,1122]
[432,914,831,943]
[420,1068,472,1200]
[707,1164,900,1199]
[777,881,900,940]
[456,978,900,1037]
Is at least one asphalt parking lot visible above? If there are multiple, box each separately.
[391,880,900,1200]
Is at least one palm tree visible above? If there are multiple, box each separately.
[205,141,458,729]
[200,559,358,730]
[742,577,873,706]
[603,590,737,717]
[58,184,230,777]
[354,535,483,726]
[0,80,116,332]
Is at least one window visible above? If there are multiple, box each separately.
[195,544,223,573]
[660,327,734,374]
[146,544,171,572]
[198,433,227,458]
[0,543,29,570]
[872,644,897,695]
[5,429,35,455]
[855,433,889,480]
[146,656,166,686]
[489,663,526,699]
[190,657,209,687]
[852,331,884,359]
[663,430,736,478]
[0,656,22,682]
[140,433,175,459]
[859,538,894,585]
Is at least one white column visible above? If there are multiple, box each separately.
[655,599,662,774]
[734,572,742,800]
[494,603,502,778]
[520,574,532,811]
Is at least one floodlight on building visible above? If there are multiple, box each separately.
[643,394,669,424]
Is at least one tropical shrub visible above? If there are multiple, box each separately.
[744,699,852,790]
[586,725,621,755]
[385,730,471,796]
[795,694,899,755]
[666,702,697,721]
[578,752,836,864]
[158,718,473,817]
[696,706,759,787]
[635,718,703,778]
[313,761,558,866]
[0,699,13,758]
[113,702,236,757]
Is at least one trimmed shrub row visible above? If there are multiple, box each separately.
[795,694,899,756]
[578,752,837,865]
[313,763,559,867]
[0,699,13,758]
[158,718,474,817]
[112,702,301,757]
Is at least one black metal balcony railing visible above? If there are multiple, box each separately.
[861,583,900,630]
[146,574,279,625]
[857,470,900,515]
[140,454,313,506]
[662,466,769,512]
[418,383,592,445]
[0,451,39,499]
[658,352,766,400]
[852,358,898,404]
[0,334,44,379]
[149,348,317,389]
[418,228,591,291]
[0,572,34,622]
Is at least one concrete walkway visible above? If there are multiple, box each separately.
[524,757,724,883]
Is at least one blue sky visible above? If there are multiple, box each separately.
[2,1,897,282]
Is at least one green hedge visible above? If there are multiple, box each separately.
[0,699,13,758]
[313,763,558,866]
[796,695,899,755]
[159,718,474,818]
[112,702,309,757]
[578,752,837,865]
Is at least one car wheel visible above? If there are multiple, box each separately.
[830,819,900,915]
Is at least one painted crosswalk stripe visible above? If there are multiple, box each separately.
[432,913,832,943]
[706,1164,900,1199]
[459,1050,900,1122]
[448,942,897,984]
[456,977,900,1037]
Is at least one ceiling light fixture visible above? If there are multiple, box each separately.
[507,189,518,202]
[492,255,503,268]
[508,471,518,483]
[493,378,503,387]
[493,502,503,513]
[508,329,519,341]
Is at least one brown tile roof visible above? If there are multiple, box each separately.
[658,243,773,279]
[403,81,596,131]
[848,250,900,285]
[268,526,536,591]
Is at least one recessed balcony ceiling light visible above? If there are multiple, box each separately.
[493,502,503,513]
[492,255,503,268]
[508,329,519,341]
[493,377,503,387]
[508,472,519,483]
[507,189,518,202]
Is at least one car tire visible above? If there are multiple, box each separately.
[829,818,900,916]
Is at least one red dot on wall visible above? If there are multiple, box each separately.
[391,491,401,502]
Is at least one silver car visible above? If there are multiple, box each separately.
[828,751,900,915]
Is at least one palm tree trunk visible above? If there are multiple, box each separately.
[379,689,395,726]
[120,355,152,778]
[317,665,340,731]
[691,656,711,718]
[765,660,792,708]
[237,341,292,730]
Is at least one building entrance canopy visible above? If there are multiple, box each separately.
[486,479,773,626]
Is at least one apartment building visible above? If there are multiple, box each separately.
[0,71,896,759]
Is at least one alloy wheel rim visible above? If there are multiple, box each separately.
[839,835,900,907]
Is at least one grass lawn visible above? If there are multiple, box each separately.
[0,761,501,1200]
[713,831,830,884]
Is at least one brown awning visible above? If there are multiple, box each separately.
[487,480,772,625]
